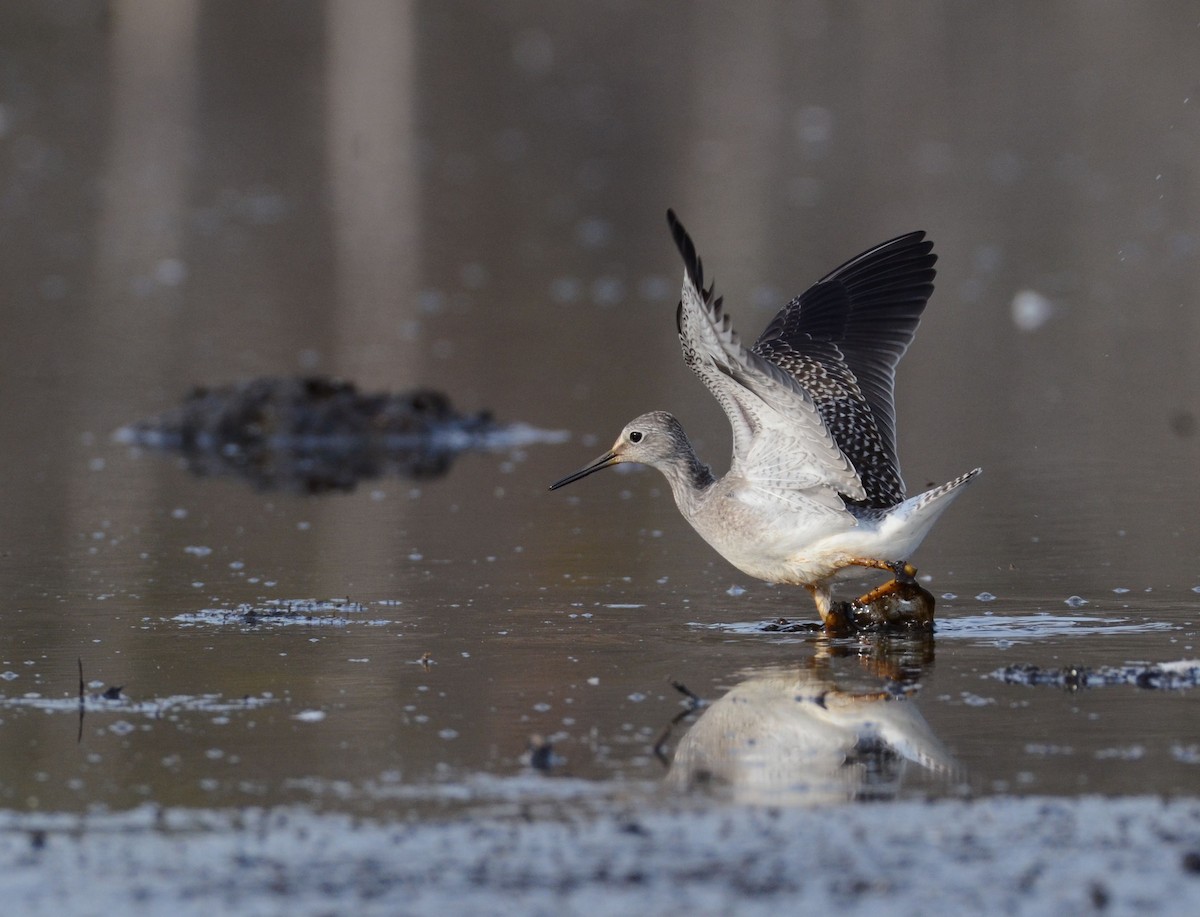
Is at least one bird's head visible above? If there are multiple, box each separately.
[549,411,686,490]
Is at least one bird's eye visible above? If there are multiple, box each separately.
[629,430,643,443]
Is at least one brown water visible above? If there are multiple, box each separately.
[1,1,1199,818]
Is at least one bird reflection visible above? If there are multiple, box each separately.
[665,638,958,805]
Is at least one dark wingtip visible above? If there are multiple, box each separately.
[898,230,936,271]
[813,229,937,290]
[666,208,704,292]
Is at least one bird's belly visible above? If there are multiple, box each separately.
[688,497,857,586]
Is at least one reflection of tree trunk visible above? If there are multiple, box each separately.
[319,0,420,591]
[73,0,199,569]
[316,5,420,595]
[677,4,776,334]
[325,0,419,388]
[92,0,198,366]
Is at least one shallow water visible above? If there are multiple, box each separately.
[1,2,1199,825]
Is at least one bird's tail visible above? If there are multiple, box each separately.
[880,468,982,549]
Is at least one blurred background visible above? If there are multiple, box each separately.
[1,1,1198,812]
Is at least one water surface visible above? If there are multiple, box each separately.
[1,1,1199,819]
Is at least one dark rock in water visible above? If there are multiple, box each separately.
[838,581,937,633]
[760,581,937,638]
[116,377,564,493]
[810,581,937,636]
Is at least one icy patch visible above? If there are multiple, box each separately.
[960,692,996,707]
[449,422,569,450]
[170,598,391,629]
[1171,744,1200,764]
[695,613,1173,645]
[692,620,820,637]
[936,614,1175,645]
[989,659,1200,690]
[323,772,636,811]
[1,797,1199,914]
[0,691,277,718]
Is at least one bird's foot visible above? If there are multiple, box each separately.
[838,558,917,592]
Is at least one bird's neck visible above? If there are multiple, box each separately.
[660,450,715,510]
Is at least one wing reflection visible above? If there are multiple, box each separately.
[666,641,959,805]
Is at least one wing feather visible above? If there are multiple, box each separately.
[753,231,936,507]
[668,210,865,506]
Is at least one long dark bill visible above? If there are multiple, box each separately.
[548,452,618,491]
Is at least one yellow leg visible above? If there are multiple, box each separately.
[851,559,917,606]
[852,558,917,579]
[806,584,833,623]
[856,577,911,606]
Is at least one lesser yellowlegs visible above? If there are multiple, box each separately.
[551,210,980,624]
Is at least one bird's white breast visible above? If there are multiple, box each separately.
[679,480,859,585]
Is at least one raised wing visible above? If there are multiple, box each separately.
[753,231,935,508]
[668,210,865,507]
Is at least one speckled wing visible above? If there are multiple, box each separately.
[668,210,865,509]
[752,231,936,508]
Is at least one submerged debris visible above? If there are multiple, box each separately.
[116,376,565,492]
[832,580,937,633]
[763,581,937,635]
[77,657,124,704]
[760,618,821,633]
[523,735,560,771]
[991,660,1200,690]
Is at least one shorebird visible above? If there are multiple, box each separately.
[550,210,980,625]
